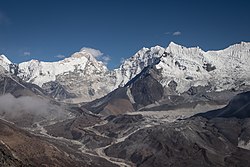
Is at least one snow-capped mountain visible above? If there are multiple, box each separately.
[114,46,165,87]
[0,42,250,102]
[0,55,11,72]
[117,42,250,93]
[17,50,108,86]
[1,50,116,102]
[17,49,117,102]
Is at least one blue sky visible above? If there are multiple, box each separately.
[0,0,249,69]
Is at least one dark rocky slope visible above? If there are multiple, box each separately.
[104,117,250,167]
[196,91,250,119]
[103,92,250,167]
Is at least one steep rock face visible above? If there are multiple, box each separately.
[84,61,243,115]
[129,71,164,109]
[195,91,250,150]
[42,81,77,100]
[83,66,165,115]
[196,91,250,119]
[0,67,45,97]
[83,87,135,115]
[123,66,164,111]
[114,46,165,87]
[0,55,11,72]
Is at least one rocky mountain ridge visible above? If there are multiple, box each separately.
[1,42,250,102]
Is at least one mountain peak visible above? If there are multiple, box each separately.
[240,41,250,45]
[168,41,182,47]
[0,54,12,64]
[0,54,12,72]
[232,41,250,49]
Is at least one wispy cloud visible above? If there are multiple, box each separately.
[55,54,65,59]
[0,11,10,25]
[164,31,182,36]
[120,57,126,64]
[173,31,181,36]
[80,47,112,65]
[80,47,103,58]
[101,55,111,65]
[23,51,31,56]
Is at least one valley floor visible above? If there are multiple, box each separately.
[1,94,250,167]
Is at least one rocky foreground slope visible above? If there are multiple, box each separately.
[103,91,250,167]
[16,90,250,167]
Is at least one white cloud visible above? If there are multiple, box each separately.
[101,55,111,65]
[164,32,170,35]
[102,55,111,62]
[120,57,126,64]
[80,47,112,65]
[173,31,181,36]
[23,51,31,56]
[80,47,103,58]
[55,54,65,58]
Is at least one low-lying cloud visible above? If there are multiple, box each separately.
[0,94,67,126]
